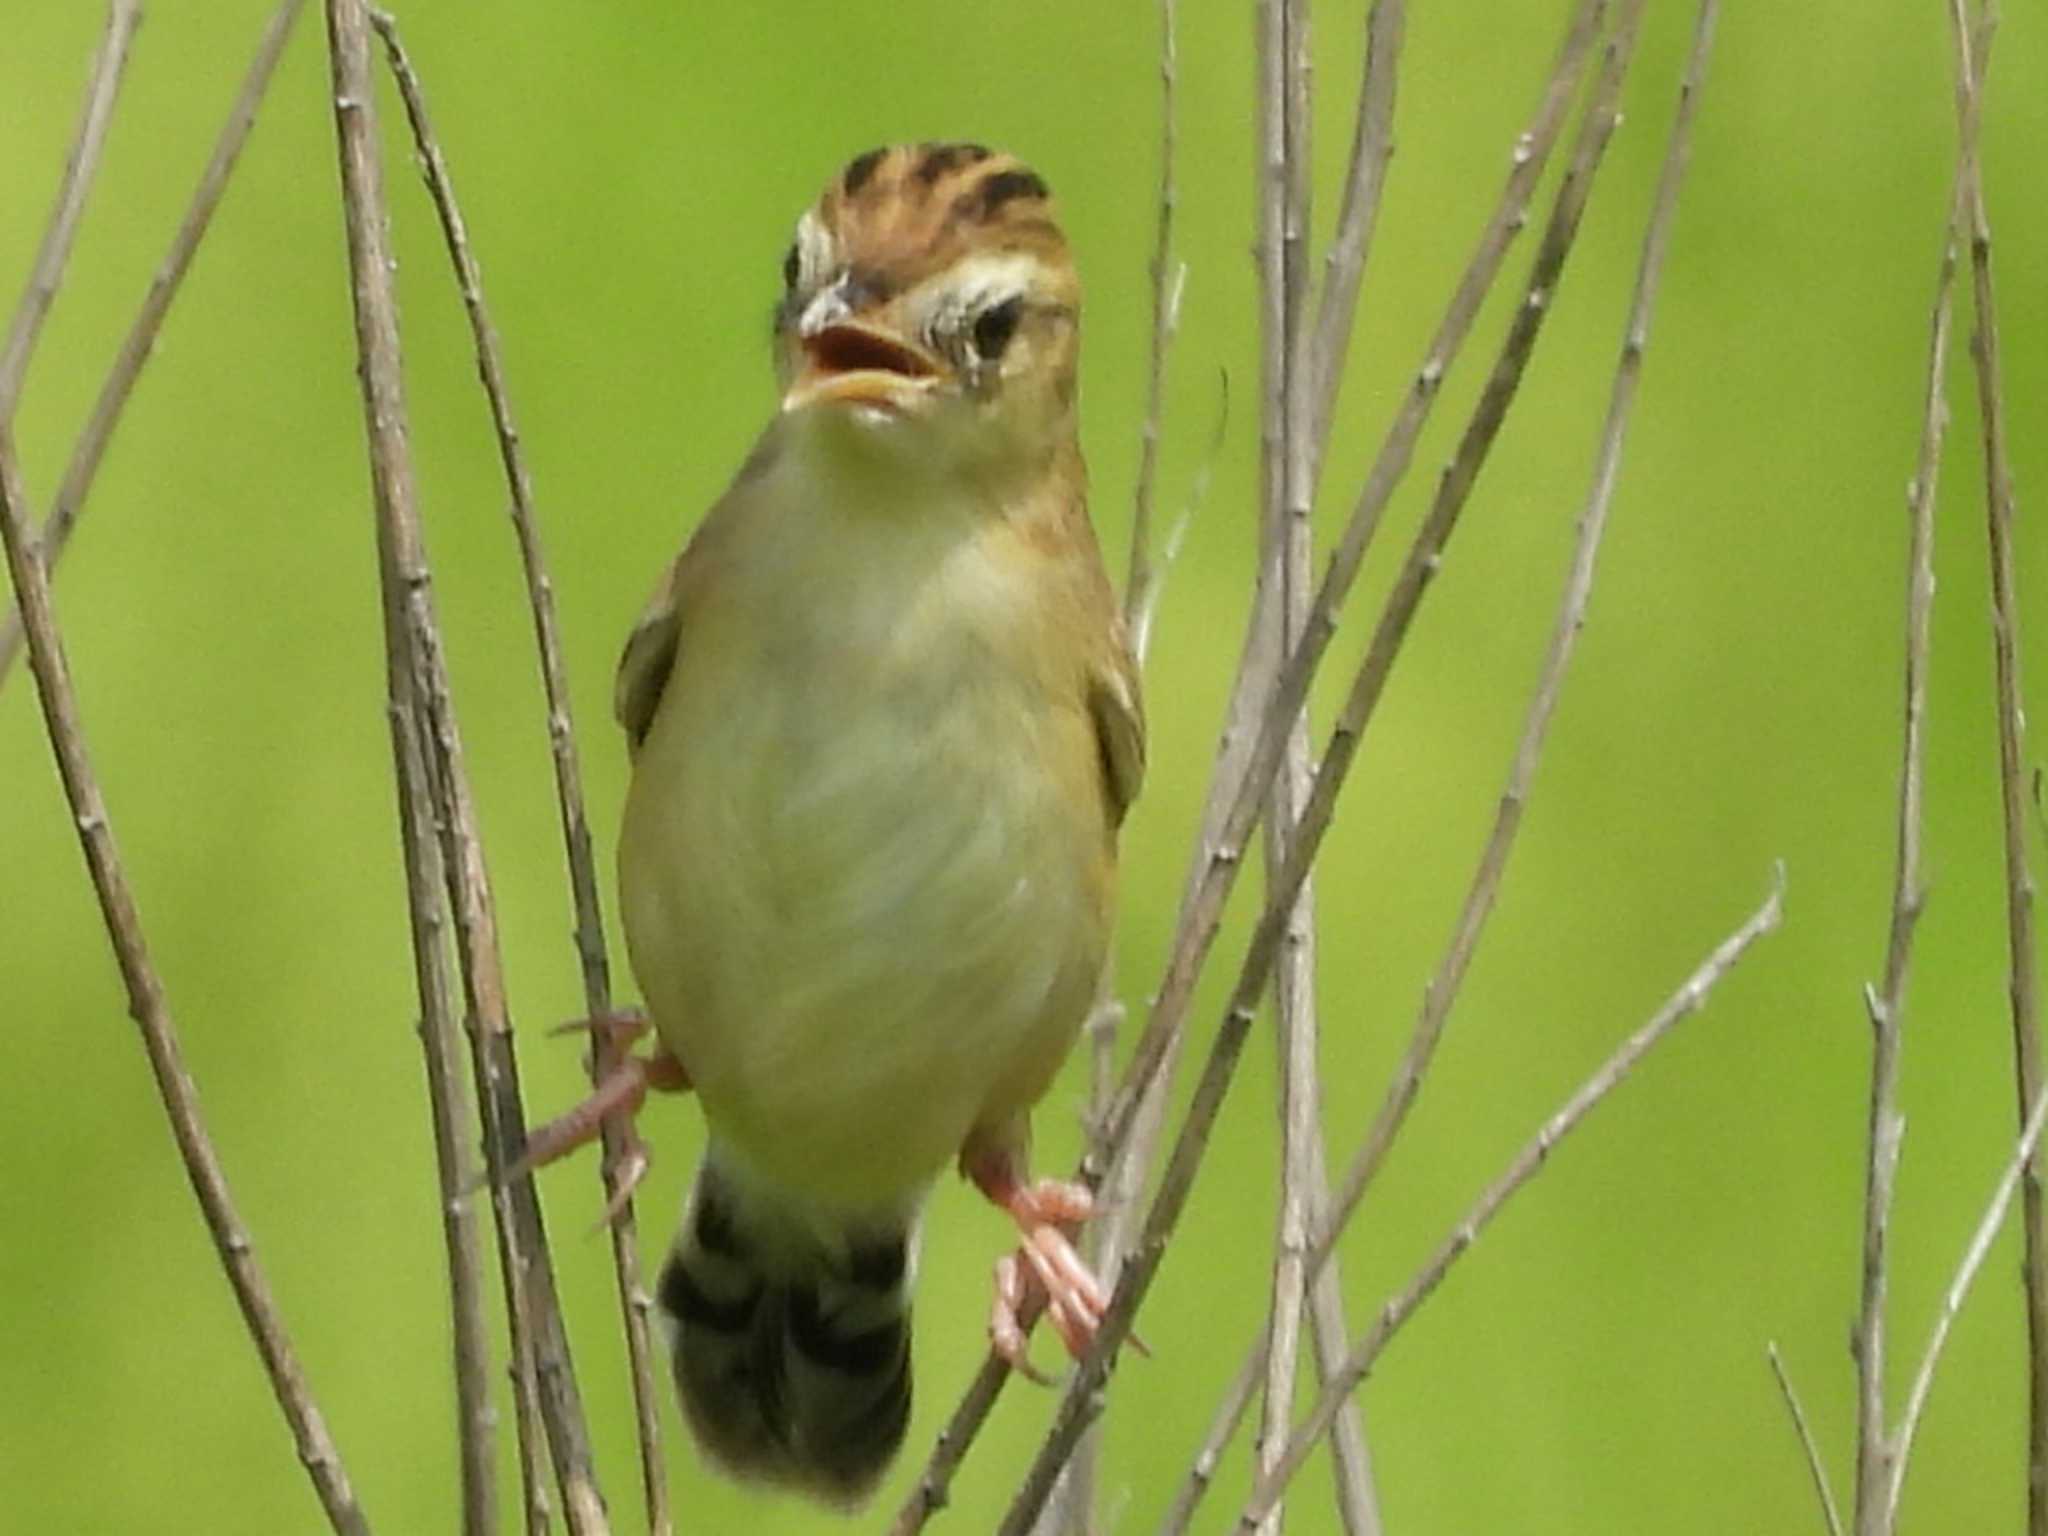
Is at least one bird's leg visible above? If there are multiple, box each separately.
[961,1122,1113,1381]
[497,1011,690,1219]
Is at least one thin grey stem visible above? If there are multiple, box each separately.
[1089,0,1607,1215]
[1947,0,2048,1520]
[1235,863,1779,1529]
[0,427,372,1536]
[0,0,307,689]
[1306,0,1404,480]
[1124,0,1183,644]
[0,0,140,416]
[905,9,1607,1528]
[388,682,500,1536]
[1230,9,1722,1514]
[320,3,610,1529]
[1769,1342,1847,1536]
[1321,0,1650,1301]
[1255,0,1379,1528]
[1050,3,1193,1523]
[1848,8,1987,1529]
[1158,6,1683,1521]
[985,11,1621,1531]
[366,13,669,1532]
[1888,1079,2048,1525]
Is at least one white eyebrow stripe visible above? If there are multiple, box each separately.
[943,252,1044,309]
[793,209,837,293]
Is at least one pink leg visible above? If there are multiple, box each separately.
[962,1127,1122,1380]
[498,1012,690,1221]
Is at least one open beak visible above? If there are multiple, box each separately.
[782,321,942,415]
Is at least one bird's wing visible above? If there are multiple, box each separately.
[614,561,682,752]
[1087,626,1146,829]
[615,501,739,752]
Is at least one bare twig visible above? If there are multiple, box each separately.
[1769,1343,1846,1536]
[1851,977,1906,1536]
[1848,11,1985,1532]
[321,12,544,1528]
[1888,1079,2048,1524]
[0,427,372,1534]
[1157,8,1698,1521]
[387,676,501,1536]
[1250,0,1301,1527]
[1942,1,2048,1524]
[1049,3,1193,1522]
[1235,863,1780,1529]
[0,0,307,688]
[366,14,669,1533]
[1129,370,1219,671]
[1254,0,1382,1528]
[320,4,609,1531]
[895,14,1612,1531]
[1306,0,1404,478]
[1089,0,1607,1217]
[1124,0,1183,646]
[0,0,141,416]
[1317,0,1648,1283]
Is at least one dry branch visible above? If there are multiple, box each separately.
[1123,0,1183,651]
[1846,6,1987,1529]
[1253,0,1379,1529]
[365,14,671,1533]
[1088,0,1607,1213]
[0,426,372,1536]
[0,0,307,689]
[1154,6,1706,1521]
[1889,1080,2048,1525]
[893,11,1614,1530]
[1770,1343,1847,1536]
[996,0,1667,1486]
[1235,862,1777,1529]
[386,668,500,1536]
[0,0,141,414]
[1946,0,2048,1519]
[1306,0,1404,478]
[320,2,610,1529]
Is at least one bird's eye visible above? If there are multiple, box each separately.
[781,243,801,290]
[970,297,1023,364]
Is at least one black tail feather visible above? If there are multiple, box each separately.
[658,1160,916,1506]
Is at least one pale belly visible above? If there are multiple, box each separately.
[618,536,1108,1210]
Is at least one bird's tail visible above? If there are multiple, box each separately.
[657,1150,918,1507]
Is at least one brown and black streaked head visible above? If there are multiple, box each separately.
[774,144,1080,458]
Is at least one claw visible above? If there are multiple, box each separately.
[587,1137,651,1235]
[991,1252,1057,1385]
[961,1131,1130,1378]
[549,1007,652,1052]
[481,1037,689,1208]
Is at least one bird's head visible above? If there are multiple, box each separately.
[773,143,1080,480]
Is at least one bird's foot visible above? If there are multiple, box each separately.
[970,1164,1123,1381]
[487,1021,690,1225]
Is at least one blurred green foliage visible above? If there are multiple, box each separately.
[3,2,2045,1532]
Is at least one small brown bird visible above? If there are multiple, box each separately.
[537,143,1143,1505]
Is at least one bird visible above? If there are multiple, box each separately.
[524,141,1144,1507]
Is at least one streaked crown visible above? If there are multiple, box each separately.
[780,143,1075,323]
[772,144,1081,440]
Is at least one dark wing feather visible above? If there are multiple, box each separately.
[1087,629,1146,828]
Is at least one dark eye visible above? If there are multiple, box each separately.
[971,297,1023,363]
[781,243,800,290]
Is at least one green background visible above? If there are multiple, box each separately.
[4,2,2045,1531]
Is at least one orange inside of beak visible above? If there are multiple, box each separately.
[803,323,937,380]
[784,323,941,413]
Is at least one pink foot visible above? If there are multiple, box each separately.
[492,1013,690,1223]
[963,1142,1120,1380]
